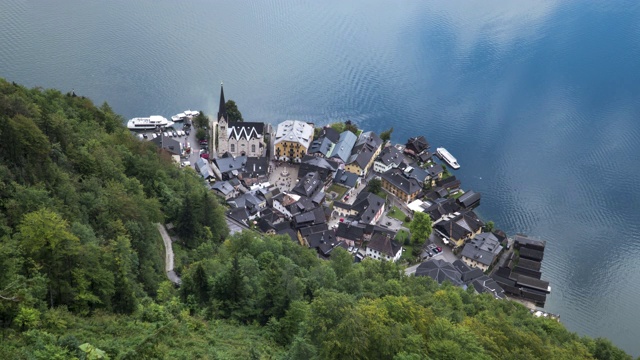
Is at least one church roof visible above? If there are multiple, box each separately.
[226,122,264,140]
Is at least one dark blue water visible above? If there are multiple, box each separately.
[2,0,640,355]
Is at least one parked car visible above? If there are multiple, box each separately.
[180,161,190,168]
[185,130,190,136]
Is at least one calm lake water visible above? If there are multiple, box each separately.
[2,0,640,355]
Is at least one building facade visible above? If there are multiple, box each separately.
[274,120,314,162]
[215,85,265,157]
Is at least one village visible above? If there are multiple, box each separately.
[145,85,554,313]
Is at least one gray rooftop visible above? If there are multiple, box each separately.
[329,131,357,163]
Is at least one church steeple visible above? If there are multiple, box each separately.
[217,82,227,121]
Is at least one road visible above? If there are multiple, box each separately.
[405,263,420,276]
[156,223,181,286]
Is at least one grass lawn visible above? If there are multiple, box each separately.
[388,206,411,226]
[328,184,348,200]
[450,190,464,199]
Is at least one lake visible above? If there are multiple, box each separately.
[1,0,640,355]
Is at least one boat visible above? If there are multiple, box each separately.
[436,147,460,169]
[171,112,187,122]
[171,110,199,122]
[127,115,169,130]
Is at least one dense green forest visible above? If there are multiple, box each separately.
[0,79,632,359]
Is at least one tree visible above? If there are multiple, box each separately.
[380,127,393,143]
[193,111,209,128]
[344,120,358,134]
[225,100,243,122]
[485,221,495,233]
[17,208,80,307]
[195,128,207,142]
[408,212,432,246]
[367,178,382,194]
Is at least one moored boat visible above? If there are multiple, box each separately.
[436,147,460,169]
[127,115,169,130]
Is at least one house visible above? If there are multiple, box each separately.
[435,211,484,248]
[215,85,265,157]
[519,247,544,262]
[292,206,326,229]
[274,120,314,162]
[415,258,506,299]
[292,171,324,198]
[402,165,430,184]
[345,131,383,176]
[424,164,444,186]
[470,275,506,299]
[335,222,366,246]
[513,234,546,252]
[333,169,360,189]
[365,233,402,262]
[286,196,316,217]
[151,135,183,156]
[352,191,385,225]
[380,168,423,203]
[333,191,385,225]
[404,136,430,157]
[491,266,550,306]
[423,198,461,222]
[227,192,265,219]
[240,157,270,180]
[415,259,464,286]
[460,232,503,272]
[195,158,216,180]
[227,207,250,227]
[308,136,335,158]
[274,222,298,243]
[435,176,461,192]
[457,190,481,209]
[210,180,238,200]
[328,131,357,164]
[299,156,339,184]
[213,154,247,180]
[374,145,406,173]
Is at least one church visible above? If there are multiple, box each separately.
[215,84,265,158]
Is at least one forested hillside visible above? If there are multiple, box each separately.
[0,79,632,359]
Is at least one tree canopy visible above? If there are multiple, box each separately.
[225,99,243,122]
[409,211,432,246]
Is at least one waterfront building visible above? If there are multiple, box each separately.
[274,120,314,162]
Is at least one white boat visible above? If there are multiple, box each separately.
[171,110,199,122]
[127,115,169,130]
[436,147,460,169]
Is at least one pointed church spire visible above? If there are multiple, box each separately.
[218,82,227,121]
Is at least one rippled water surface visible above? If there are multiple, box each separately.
[2,0,640,355]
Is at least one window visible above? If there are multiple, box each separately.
[251,144,256,153]
[230,144,235,153]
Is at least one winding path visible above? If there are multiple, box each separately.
[156,223,181,286]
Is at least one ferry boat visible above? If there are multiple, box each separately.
[127,115,169,130]
[436,147,460,169]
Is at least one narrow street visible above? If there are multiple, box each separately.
[156,223,181,286]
